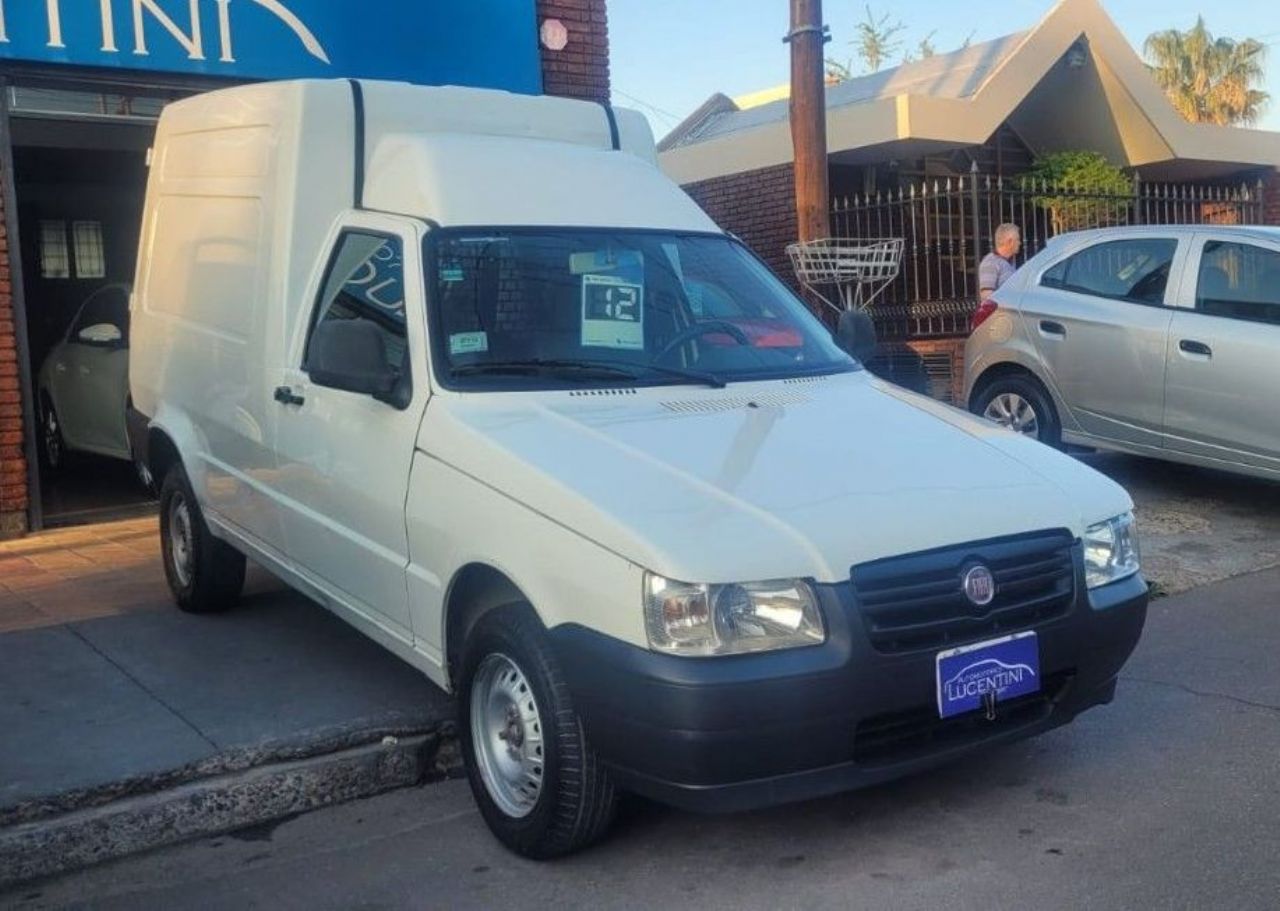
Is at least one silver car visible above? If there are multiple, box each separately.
[965,225,1280,481]
[36,284,135,474]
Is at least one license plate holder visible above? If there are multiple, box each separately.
[936,632,1040,719]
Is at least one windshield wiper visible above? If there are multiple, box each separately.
[452,359,726,389]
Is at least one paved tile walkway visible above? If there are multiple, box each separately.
[0,518,279,633]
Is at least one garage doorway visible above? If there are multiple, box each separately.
[9,85,170,527]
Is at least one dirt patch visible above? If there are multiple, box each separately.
[1081,453,1280,596]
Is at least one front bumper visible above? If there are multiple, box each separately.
[550,571,1147,814]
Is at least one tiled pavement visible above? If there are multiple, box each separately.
[0,517,449,819]
[0,518,278,633]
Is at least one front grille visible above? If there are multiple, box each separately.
[852,530,1076,654]
[853,672,1074,766]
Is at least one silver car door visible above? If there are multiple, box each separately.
[1163,234,1280,473]
[1023,235,1183,448]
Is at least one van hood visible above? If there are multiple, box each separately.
[420,371,1132,584]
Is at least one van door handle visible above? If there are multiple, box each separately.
[1179,339,1212,359]
[1039,320,1067,338]
[274,386,305,407]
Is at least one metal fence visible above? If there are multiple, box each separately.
[829,171,1267,338]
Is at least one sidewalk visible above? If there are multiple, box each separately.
[0,518,455,884]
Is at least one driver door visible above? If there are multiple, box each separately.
[269,216,428,642]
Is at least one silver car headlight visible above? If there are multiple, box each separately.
[1083,512,1141,590]
[644,574,825,656]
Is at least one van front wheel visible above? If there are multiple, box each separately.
[459,605,616,859]
[158,465,246,613]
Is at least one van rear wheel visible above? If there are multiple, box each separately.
[158,465,246,613]
[459,604,616,859]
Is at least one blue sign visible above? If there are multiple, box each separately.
[0,0,542,93]
[936,632,1040,719]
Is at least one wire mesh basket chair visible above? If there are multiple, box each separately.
[786,238,904,313]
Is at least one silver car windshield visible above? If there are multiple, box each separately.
[429,229,857,389]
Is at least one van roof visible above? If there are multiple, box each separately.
[156,79,719,233]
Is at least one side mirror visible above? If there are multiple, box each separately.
[307,319,409,408]
[77,323,124,346]
[834,310,877,363]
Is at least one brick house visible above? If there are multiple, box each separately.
[658,0,1280,401]
[0,0,609,538]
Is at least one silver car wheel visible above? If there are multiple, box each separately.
[985,392,1041,438]
[168,494,194,588]
[470,652,545,819]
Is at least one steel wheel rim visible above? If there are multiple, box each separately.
[470,652,545,819]
[168,494,194,588]
[43,408,61,466]
[984,392,1040,438]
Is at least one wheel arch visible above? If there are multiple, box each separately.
[443,562,539,689]
[968,359,1056,413]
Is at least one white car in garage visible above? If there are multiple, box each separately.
[36,283,138,477]
[965,225,1280,481]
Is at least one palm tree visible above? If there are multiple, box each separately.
[1144,18,1270,126]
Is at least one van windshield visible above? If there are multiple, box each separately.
[429,229,857,390]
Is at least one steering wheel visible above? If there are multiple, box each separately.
[656,320,751,360]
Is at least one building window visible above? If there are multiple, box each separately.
[72,221,107,279]
[39,220,70,279]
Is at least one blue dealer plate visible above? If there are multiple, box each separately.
[936,632,1040,719]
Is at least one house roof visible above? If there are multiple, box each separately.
[658,0,1280,184]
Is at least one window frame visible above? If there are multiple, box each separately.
[1190,237,1280,327]
[71,220,107,280]
[1038,236,1180,308]
[39,219,71,280]
[301,227,410,376]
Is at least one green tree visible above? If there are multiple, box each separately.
[853,5,905,73]
[1027,151,1134,234]
[1144,17,1269,126]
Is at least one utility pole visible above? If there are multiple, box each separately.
[787,0,830,242]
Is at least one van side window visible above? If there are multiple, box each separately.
[304,232,408,377]
[1040,238,1177,305]
[1196,241,1280,325]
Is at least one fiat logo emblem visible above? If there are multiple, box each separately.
[962,565,996,608]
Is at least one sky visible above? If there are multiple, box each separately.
[609,0,1280,141]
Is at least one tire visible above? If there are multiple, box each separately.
[39,396,65,473]
[459,604,616,859]
[158,464,246,613]
[973,372,1062,448]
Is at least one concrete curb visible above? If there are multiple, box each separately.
[0,729,462,887]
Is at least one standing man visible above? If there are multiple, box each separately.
[980,224,1022,298]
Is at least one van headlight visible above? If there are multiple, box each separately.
[1084,512,1141,589]
[644,574,825,656]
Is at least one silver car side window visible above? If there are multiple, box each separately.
[1195,241,1280,326]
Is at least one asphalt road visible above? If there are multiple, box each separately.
[7,566,1279,911]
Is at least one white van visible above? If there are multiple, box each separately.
[129,80,1148,858]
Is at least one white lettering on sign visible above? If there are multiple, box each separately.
[2,0,329,67]
[99,0,117,51]
[46,0,64,48]
[133,0,205,60]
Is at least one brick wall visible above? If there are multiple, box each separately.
[0,177,24,537]
[536,0,610,104]
[683,163,799,288]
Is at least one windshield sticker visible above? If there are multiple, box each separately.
[578,251,645,351]
[440,265,465,283]
[449,331,489,355]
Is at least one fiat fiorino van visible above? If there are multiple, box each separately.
[128,80,1147,858]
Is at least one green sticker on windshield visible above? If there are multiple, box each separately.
[449,332,489,355]
[441,266,465,283]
